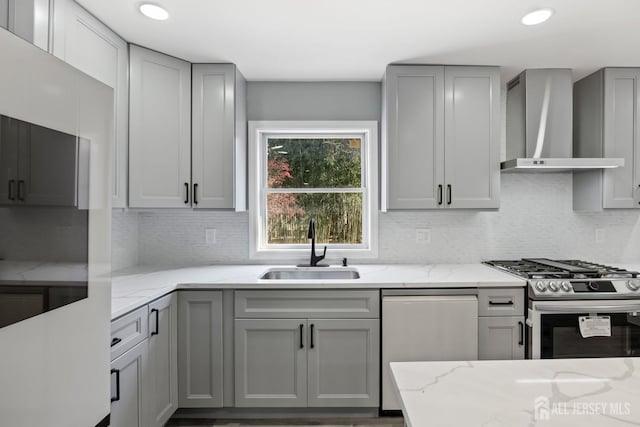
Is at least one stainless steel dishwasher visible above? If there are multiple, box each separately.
[382,289,478,411]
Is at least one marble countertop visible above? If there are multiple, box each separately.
[0,261,87,283]
[110,263,525,319]
[391,358,640,427]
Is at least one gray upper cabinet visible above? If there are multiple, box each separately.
[382,65,500,210]
[382,65,444,209]
[178,291,224,408]
[235,318,308,408]
[148,294,178,426]
[3,0,49,50]
[307,319,379,407]
[129,45,191,208]
[51,0,129,208]
[574,68,640,211]
[52,0,129,208]
[192,64,247,210]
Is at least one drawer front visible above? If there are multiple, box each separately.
[235,290,380,319]
[478,288,524,317]
[111,305,149,361]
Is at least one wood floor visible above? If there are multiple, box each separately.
[166,417,404,427]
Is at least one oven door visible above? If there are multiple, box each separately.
[528,300,640,359]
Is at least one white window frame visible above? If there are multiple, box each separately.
[249,121,378,261]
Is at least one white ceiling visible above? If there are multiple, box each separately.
[77,0,640,82]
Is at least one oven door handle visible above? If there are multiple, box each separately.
[535,305,640,313]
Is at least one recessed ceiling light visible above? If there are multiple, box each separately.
[139,3,169,21]
[521,8,554,26]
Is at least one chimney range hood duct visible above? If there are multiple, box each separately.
[502,69,623,172]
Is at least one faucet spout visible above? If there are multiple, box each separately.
[307,218,327,267]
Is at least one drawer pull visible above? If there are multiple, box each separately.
[110,369,120,403]
[489,300,514,306]
[8,180,16,201]
[150,308,159,336]
[299,324,304,349]
[110,337,122,347]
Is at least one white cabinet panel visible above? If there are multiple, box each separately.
[178,291,224,408]
[478,316,525,360]
[129,45,191,208]
[110,340,149,427]
[6,0,49,50]
[52,0,129,207]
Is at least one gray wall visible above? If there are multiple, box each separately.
[247,82,381,120]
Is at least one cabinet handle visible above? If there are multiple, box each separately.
[437,184,443,205]
[489,300,514,306]
[299,324,304,349]
[447,184,452,205]
[184,182,189,204]
[110,337,122,347]
[518,321,524,346]
[310,324,315,349]
[150,308,159,336]
[7,180,15,200]
[17,180,25,201]
[193,183,198,205]
[110,369,120,403]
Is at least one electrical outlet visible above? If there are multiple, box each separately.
[595,228,605,243]
[205,228,217,245]
[415,228,431,244]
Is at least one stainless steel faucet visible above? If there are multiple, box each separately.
[307,218,327,267]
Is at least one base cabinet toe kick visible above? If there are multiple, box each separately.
[109,285,525,422]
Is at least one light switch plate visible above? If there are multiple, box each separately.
[205,228,217,245]
[415,228,431,244]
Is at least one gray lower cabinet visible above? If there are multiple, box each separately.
[478,316,525,360]
[307,319,379,407]
[178,291,224,408]
[382,64,500,210]
[148,293,178,426]
[110,339,149,427]
[235,318,308,407]
[234,290,380,409]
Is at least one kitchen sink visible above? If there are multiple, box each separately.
[259,267,360,280]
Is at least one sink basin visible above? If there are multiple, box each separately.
[259,267,360,280]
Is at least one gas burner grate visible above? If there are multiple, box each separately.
[483,259,639,279]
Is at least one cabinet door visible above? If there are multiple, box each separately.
[383,65,445,209]
[51,0,129,208]
[20,121,78,206]
[148,294,178,426]
[110,339,149,427]
[6,0,49,50]
[307,319,379,407]
[178,291,223,408]
[444,66,500,209]
[235,318,307,407]
[129,45,191,208]
[603,68,640,208]
[0,0,8,29]
[192,64,246,210]
[0,116,19,204]
[478,317,525,360]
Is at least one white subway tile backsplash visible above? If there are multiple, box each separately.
[112,173,640,268]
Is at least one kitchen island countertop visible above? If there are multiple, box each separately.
[390,357,640,427]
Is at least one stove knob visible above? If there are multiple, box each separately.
[548,281,559,292]
[535,281,547,292]
[560,281,572,292]
[627,280,640,291]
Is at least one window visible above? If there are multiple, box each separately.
[249,121,378,259]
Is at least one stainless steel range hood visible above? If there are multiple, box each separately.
[503,69,624,172]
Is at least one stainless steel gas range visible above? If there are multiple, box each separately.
[484,258,640,359]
